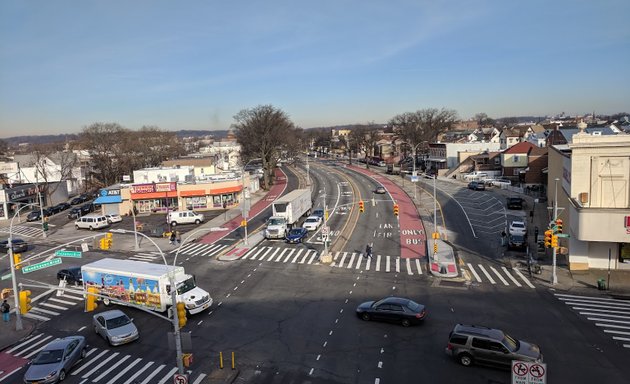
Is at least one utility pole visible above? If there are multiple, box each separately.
[551,178,559,285]
[433,175,438,262]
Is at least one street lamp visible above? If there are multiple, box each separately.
[551,178,560,285]
[411,142,424,200]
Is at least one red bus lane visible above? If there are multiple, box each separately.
[198,168,287,244]
[348,166,427,259]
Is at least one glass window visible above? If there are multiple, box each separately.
[619,243,630,264]
[449,334,468,345]
[488,341,508,353]
[471,338,491,350]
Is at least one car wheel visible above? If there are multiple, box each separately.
[59,369,66,381]
[195,219,201,224]
[458,353,473,367]
[81,347,87,358]
[107,336,113,346]
[103,297,111,306]
[89,226,94,231]
[171,221,177,227]
[361,313,370,321]
[401,319,411,327]
[75,225,80,230]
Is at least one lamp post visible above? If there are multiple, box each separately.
[7,202,41,331]
[433,175,438,262]
[411,142,424,200]
[551,178,559,285]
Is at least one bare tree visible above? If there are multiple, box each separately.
[31,143,80,203]
[389,108,458,154]
[474,112,495,127]
[233,105,297,190]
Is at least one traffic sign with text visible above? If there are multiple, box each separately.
[55,250,82,258]
[22,258,62,274]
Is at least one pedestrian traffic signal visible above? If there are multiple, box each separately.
[19,290,32,314]
[86,286,98,312]
[551,235,559,248]
[555,219,563,234]
[433,242,438,254]
[544,230,553,248]
[359,200,365,213]
[176,302,187,328]
[393,203,399,217]
[324,209,329,220]
[13,253,21,269]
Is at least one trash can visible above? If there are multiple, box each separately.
[597,278,607,291]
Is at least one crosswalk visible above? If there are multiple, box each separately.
[555,292,630,348]
[131,243,537,289]
[2,332,207,384]
[21,289,84,322]
[463,262,535,288]
[0,224,43,238]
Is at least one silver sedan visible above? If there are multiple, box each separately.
[93,309,139,346]
[23,335,87,383]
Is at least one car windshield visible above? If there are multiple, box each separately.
[511,235,525,242]
[268,218,285,225]
[177,277,196,294]
[306,218,317,223]
[33,349,64,365]
[503,333,520,352]
[405,300,422,312]
[512,222,525,229]
[106,315,131,329]
[289,229,302,235]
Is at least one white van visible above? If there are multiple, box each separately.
[167,210,205,226]
[75,214,110,230]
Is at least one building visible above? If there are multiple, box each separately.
[548,125,630,270]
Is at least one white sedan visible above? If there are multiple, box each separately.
[302,216,323,231]
[508,220,527,235]
[105,214,123,224]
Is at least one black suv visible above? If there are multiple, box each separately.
[446,324,543,368]
[507,197,524,210]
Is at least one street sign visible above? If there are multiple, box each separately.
[321,226,329,236]
[173,373,188,384]
[512,361,546,384]
[55,250,82,258]
[1,273,12,281]
[22,257,62,274]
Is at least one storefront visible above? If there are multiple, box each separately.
[93,188,123,215]
[0,184,46,220]
[210,185,242,208]
[130,182,178,214]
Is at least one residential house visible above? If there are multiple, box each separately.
[501,141,547,185]
[499,126,528,150]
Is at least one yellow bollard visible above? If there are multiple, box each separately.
[219,351,223,369]
[231,352,235,370]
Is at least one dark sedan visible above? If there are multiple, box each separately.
[57,267,83,285]
[285,227,308,244]
[80,203,94,215]
[356,296,427,327]
[1,238,28,253]
[70,195,87,205]
[53,202,71,212]
[26,208,52,222]
[67,207,82,219]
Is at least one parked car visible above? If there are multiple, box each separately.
[374,186,387,194]
[463,171,488,181]
[509,220,527,236]
[312,209,325,219]
[23,335,87,383]
[507,196,524,210]
[70,197,84,205]
[285,227,308,244]
[488,179,512,187]
[508,234,527,250]
[75,214,110,230]
[80,203,94,215]
[57,267,83,285]
[67,207,82,219]
[26,210,42,222]
[53,202,71,212]
[93,309,140,346]
[445,324,543,368]
[105,214,123,224]
[0,238,28,253]
[167,210,205,226]
[467,181,486,191]
[356,296,427,327]
[302,216,323,231]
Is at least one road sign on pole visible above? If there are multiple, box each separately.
[321,226,329,236]
[55,250,82,258]
[22,258,62,274]
[173,373,188,384]
[512,360,546,384]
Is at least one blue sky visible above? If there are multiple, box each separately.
[1,0,629,138]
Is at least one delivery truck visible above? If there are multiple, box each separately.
[265,188,312,239]
[81,258,212,315]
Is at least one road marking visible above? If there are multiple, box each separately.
[385,256,390,272]
[466,263,482,282]
[559,297,630,308]
[376,255,381,271]
[513,268,535,288]
[275,248,289,262]
[501,267,521,287]
[355,253,363,269]
[338,252,348,268]
[245,247,264,260]
[266,247,281,261]
[308,251,318,264]
[415,259,422,275]
[489,266,509,285]
[555,293,630,303]
[301,250,313,264]
[192,374,207,384]
[7,333,45,353]
[40,302,68,310]
[330,251,340,267]
[291,249,304,263]
[406,259,413,275]
[365,256,371,271]
[258,247,274,261]
[81,352,119,378]
[565,302,630,312]
[283,248,295,262]
[139,364,165,384]
[14,335,52,356]
[579,312,630,319]
[573,307,630,315]
[157,367,179,384]
[49,297,78,305]
[97,355,132,383]
[595,322,630,328]
[347,252,356,269]
[31,307,60,316]
[72,349,108,375]
[395,257,400,273]
[477,265,495,284]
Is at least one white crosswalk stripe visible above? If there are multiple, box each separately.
[555,292,630,348]
[463,263,534,289]
[236,246,425,276]
[0,224,43,238]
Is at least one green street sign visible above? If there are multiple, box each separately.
[1,273,12,281]
[22,257,62,274]
[55,250,82,258]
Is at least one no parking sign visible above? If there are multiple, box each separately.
[512,361,546,384]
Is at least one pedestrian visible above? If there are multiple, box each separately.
[365,243,373,259]
[169,231,176,245]
[176,230,181,245]
[1,299,10,322]
[501,230,507,246]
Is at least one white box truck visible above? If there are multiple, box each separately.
[81,258,212,315]
[265,188,312,239]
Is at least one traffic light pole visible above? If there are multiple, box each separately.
[170,274,185,374]
[551,178,559,285]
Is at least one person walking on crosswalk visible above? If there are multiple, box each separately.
[365,243,373,259]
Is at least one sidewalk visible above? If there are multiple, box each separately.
[1,311,37,351]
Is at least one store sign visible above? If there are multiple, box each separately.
[0,162,18,173]
[130,184,156,194]
[155,182,176,192]
[8,185,39,201]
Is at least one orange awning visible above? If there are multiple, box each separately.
[131,191,178,199]
[179,190,206,197]
[210,185,242,194]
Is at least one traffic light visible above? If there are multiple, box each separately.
[19,290,32,314]
[433,242,438,254]
[13,253,21,269]
[176,302,187,328]
[86,286,98,312]
[99,238,110,250]
[359,200,365,213]
[324,209,329,221]
[551,235,559,248]
[555,219,563,234]
[105,233,113,248]
[544,230,553,248]
[393,203,399,217]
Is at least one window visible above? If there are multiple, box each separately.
[471,338,492,350]
[488,341,508,353]
[449,334,468,345]
[513,155,519,162]
[388,304,403,312]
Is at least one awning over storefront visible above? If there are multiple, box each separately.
[211,186,243,194]
[180,190,206,197]
[94,195,123,204]
[130,191,178,199]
